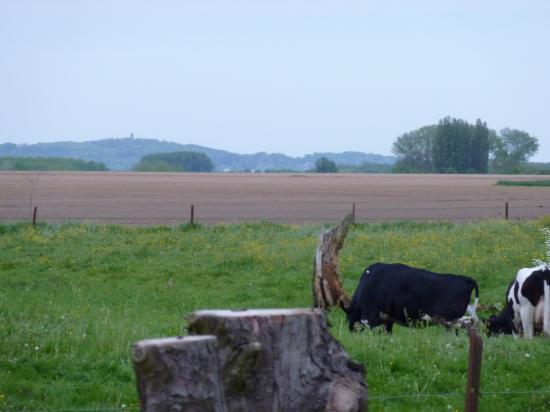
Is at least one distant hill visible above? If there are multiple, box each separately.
[0,138,396,171]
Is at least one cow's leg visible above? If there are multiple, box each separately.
[512,309,522,336]
[519,304,535,339]
[348,311,361,332]
[448,324,460,336]
[365,312,383,332]
[544,281,550,336]
[535,298,544,332]
[384,321,394,334]
[441,321,461,336]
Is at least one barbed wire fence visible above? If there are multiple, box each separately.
[3,200,550,226]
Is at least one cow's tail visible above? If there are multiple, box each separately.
[544,278,550,336]
[469,279,480,323]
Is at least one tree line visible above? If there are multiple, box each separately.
[0,156,108,171]
[392,117,540,174]
[132,151,215,172]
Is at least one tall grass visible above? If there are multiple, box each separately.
[1,219,550,410]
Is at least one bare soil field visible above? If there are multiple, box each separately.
[1,172,550,225]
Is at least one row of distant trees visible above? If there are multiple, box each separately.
[0,156,108,171]
[0,152,215,172]
[392,117,539,174]
[132,152,390,173]
[132,151,215,172]
[0,152,402,174]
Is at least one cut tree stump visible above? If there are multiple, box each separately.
[313,213,353,310]
[187,308,366,412]
[132,336,227,412]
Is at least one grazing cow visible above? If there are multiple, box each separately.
[345,263,479,333]
[486,265,550,338]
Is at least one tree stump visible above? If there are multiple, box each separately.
[313,213,353,310]
[187,308,366,412]
[132,336,227,412]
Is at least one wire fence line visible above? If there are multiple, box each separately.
[8,390,550,411]
[3,194,550,226]
[369,389,550,400]
[3,202,550,225]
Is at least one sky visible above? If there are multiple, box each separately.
[1,0,549,160]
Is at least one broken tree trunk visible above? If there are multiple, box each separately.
[188,308,366,412]
[313,213,353,310]
[132,336,227,412]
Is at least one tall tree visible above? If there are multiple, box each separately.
[392,125,436,173]
[490,128,539,173]
[469,119,490,173]
[433,117,453,173]
[432,117,489,173]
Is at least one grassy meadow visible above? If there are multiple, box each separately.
[1,219,550,411]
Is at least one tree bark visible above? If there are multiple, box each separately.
[313,213,353,310]
[187,308,366,412]
[132,336,227,412]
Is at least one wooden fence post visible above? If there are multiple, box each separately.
[32,206,37,226]
[352,202,356,223]
[505,202,509,220]
[190,204,195,225]
[464,328,483,412]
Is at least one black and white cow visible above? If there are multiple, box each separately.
[345,263,479,333]
[486,265,550,338]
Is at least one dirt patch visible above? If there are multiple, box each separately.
[2,172,550,225]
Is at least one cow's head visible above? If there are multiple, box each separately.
[342,302,362,332]
[485,314,516,336]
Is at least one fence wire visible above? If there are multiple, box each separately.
[3,198,550,225]
[369,389,550,400]
[7,390,550,411]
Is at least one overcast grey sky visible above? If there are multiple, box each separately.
[1,0,549,160]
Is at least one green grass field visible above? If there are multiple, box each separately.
[497,179,550,187]
[2,219,550,411]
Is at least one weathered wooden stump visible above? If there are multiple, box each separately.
[132,336,226,412]
[313,213,353,310]
[188,308,366,412]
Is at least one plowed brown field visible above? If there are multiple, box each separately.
[1,172,549,225]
